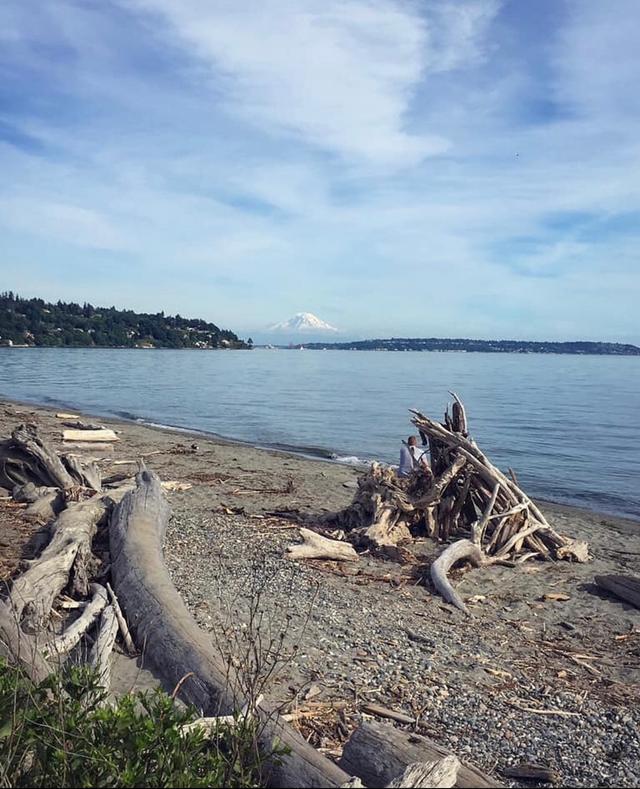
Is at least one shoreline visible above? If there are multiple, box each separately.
[1,397,639,786]
[1,393,637,527]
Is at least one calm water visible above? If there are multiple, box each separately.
[0,348,638,519]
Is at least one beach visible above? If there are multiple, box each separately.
[1,398,639,787]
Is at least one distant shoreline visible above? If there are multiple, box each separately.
[2,344,640,356]
[298,337,640,356]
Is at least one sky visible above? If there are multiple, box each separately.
[0,0,639,343]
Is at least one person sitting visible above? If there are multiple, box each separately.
[398,435,431,477]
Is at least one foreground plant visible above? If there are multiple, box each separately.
[0,659,263,788]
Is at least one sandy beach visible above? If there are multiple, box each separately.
[1,398,639,787]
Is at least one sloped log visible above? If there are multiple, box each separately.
[109,468,351,788]
[430,540,485,615]
[340,721,500,789]
[10,495,107,624]
[286,528,358,562]
[0,600,52,683]
[595,574,640,609]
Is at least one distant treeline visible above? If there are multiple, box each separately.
[302,337,640,355]
[0,292,248,349]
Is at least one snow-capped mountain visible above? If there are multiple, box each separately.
[269,312,339,333]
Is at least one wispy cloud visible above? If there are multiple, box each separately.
[0,0,638,342]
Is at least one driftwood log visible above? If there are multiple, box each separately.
[109,468,351,788]
[10,495,107,625]
[0,424,121,690]
[339,721,500,788]
[0,600,52,683]
[326,396,589,608]
[286,528,358,562]
[595,574,640,610]
[387,757,461,788]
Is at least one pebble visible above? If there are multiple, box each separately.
[164,505,640,788]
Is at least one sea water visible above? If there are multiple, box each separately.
[0,348,638,519]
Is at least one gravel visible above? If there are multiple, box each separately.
[165,504,640,788]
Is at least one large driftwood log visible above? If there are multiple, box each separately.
[595,574,640,610]
[430,540,485,615]
[10,495,107,623]
[286,528,358,562]
[110,468,350,788]
[339,721,500,789]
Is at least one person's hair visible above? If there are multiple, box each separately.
[408,435,417,445]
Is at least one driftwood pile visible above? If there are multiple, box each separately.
[0,424,130,686]
[0,422,500,788]
[321,395,589,613]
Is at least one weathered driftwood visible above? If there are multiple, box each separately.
[0,425,75,490]
[286,528,358,562]
[109,468,350,788]
[387,757,461,788]
[0,600,52,683]
[88,605,118,689]
[106,581,136,654]
[339,721,500,789]
[595,574,640,610]
[430,540,485,615]
[12,482,64,521]
[326,397,589,608]
[62,428,119,443]
[62,453,102,492]
[53,583,108,656]
[10,495,107,624]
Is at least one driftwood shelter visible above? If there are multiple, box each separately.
[303,394,590,613]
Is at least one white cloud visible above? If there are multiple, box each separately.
[0,196,127,251]
[127,0,501,166]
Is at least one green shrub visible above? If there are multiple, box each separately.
[0,659,264,788]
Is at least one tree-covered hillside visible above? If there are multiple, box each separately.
[302,337,640,355]
[0,293,248,349]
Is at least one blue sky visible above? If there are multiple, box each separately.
[1,0,639,342]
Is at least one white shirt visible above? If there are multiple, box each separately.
[398,444,427,476]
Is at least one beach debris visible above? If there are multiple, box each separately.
[286,527,359,562]
[361,702,415,725]
[324,394,590,611]
[542,592,571,602]
[62,420,105,430]
[161,480,193,492]
[501,764,559,783]
[62,428,119,442]
[55,412,80,419]
[595,574,640,609]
